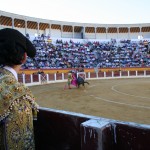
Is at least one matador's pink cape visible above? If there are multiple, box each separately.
[71,73,77,86]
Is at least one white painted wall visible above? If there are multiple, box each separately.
[27,29,38,37]
[85,33,95,39]
[1,11,150,40]
[142,32,150,39]
[62,32,73,38]
[45,28,49,36]
[0,25,11,30]
[1,23,150,41]
[51,29,61,38]
[107,33,118,39]
[130,33,141,39]
[14,27,26,35]
[74,33,81,39]
[39,30,45,35]
[118,33,129,39]
[96,33,107,39]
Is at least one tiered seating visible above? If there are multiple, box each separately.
[22,36,150,69]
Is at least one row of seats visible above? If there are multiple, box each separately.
[22,37,150,69]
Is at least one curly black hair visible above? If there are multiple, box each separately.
[0,39,25,67]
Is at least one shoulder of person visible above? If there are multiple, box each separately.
[0,75,38,121]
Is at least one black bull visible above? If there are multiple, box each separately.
[77,76,89,87]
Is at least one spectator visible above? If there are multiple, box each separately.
[0,28,38,149]
[22,37,150,69]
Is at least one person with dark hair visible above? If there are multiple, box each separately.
[0,28,38,150]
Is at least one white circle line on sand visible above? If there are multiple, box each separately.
[87,83,150,109]
[111,84,150,100]
[90,95,150,109]
[89,85,96,88]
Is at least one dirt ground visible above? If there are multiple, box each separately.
[29,78,150,125]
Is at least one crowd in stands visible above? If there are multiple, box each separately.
[22,35,150,69]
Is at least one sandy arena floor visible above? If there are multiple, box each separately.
[29,78,150,125]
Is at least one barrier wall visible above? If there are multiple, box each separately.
[34,107,150,150]
[18,69,150,86]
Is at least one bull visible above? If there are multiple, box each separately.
[77,76,89,88]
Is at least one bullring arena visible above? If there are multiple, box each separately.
[17,70,150,149]
[30,77,150,125]
[1,10,150,150]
